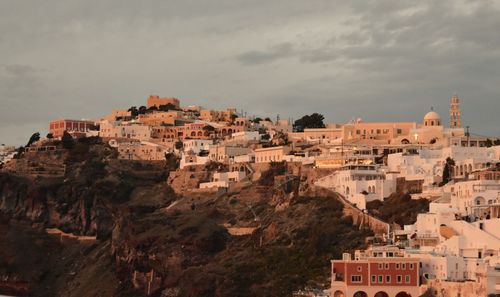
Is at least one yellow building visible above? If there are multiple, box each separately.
[254,146,291,163]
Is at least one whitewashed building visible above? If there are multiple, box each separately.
[315,164,397,209]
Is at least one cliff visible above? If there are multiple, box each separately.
[0,141,373,297]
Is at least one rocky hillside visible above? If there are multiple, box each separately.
[0,141,373,297]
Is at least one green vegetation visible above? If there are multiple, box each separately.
[61,131,75,149]
[1,139,374,297]
[119,194,371,297]
[230,113,238,124]
[366,193,429,226]
[293,113,325,132]
[259,161,286,186]
[26,132,40,147]
[252,117,262,124]
[440,157,455,186]
[157,103,177,111]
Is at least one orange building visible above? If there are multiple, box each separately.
[146,95,180,109]
[137,110,182,126]
[151,126,177,142]
[48,119,95,138]
[331,252,420,297]
[342,121,417,143]
[175,123,212,140]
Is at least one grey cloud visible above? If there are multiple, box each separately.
[1,64,42,77]
[0,0,499,145]
[236,43,294,65]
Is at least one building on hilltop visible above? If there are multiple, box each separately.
[48,119,96,138]
[99,120,151,141]
[146,95,180,109]
[449,94,461,129]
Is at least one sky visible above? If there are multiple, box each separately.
[1,0,500,145]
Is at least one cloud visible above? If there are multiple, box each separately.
[0,0,499,145]
[236,43,294,65]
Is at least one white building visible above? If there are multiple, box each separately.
[179,154,210,169]
[110,139,168,161]
[100,120,151,141]
[229,131,261,142]
[199,171,246,189]
[388,145,500,189]
[315,164,397,209]
[209,145,252,163]
[233,153,255,163]
[402,198,500,296]
[182,139,213,155]
[445,179,500,219]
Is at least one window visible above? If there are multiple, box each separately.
[357,266,362,272]
[351,275,362,283]
[371,275,376,283]
[397,128,402,134]
[386,275,391,283]
[397,275,402,283]
[384,263,389,270]
[409,263,414,270]
[378,275,383,283]
[378,263,383,270]
[405,275,411,283]
[402,263,406,270]
[396,263,400,270]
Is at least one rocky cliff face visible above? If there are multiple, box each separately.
[0,142,373,297]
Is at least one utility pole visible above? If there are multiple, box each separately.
[466,125,470,147]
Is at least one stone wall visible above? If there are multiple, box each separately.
[423,279,487,297]
[396,177,424,194]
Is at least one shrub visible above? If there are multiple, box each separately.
[259,161,286,186]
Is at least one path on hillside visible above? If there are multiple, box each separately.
[312,184,390,236]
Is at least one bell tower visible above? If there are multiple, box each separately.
[450,94,461,128]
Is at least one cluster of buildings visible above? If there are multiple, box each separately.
[331,188,500,297]
[2,93,499,295]
[38,94,499,195]
[323,98,500,296]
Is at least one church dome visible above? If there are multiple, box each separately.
[423,110,442,126]
[424,111,441,121]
